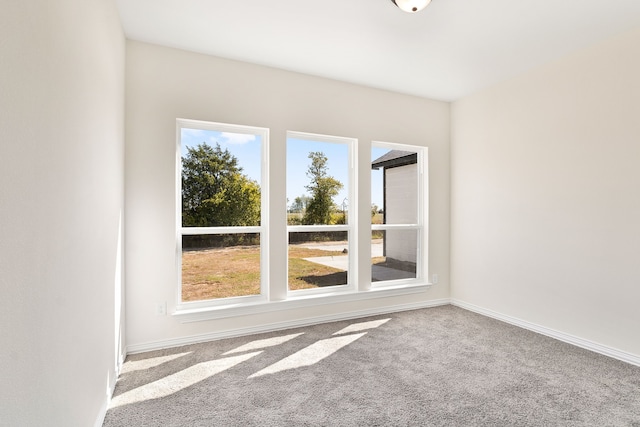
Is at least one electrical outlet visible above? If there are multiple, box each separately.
[155,302,167,316]
[431,274,439,284]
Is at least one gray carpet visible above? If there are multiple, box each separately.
[103,305,640,426]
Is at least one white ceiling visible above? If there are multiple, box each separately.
[115,0,640,101]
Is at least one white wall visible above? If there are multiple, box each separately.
[0,1,125,426]
[451,28,640,358]
[125,41,450,349]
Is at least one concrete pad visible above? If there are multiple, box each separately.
[303,256,348,271]
[303,255,416,282]
[299,243,348,253]
[372,265,415,281]
[298,241,384,257]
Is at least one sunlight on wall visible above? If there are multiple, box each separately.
[249,333,366,378]
[223,333,304,355]
[114,210,124,373]
[110,351,262,408]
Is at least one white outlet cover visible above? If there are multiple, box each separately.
[156,302,167,315]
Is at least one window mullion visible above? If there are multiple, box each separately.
[371,224,419,231]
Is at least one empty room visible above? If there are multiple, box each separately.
[1,1,639,426]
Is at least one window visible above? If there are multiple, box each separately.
[286,131,356,295]
[175,120,429,320]
[177,119,268,309]
[371,142,427,285]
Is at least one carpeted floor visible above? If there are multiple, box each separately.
[103,305,640,426]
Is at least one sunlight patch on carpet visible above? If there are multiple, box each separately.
[249,333,366,378]
[223,333,304,355]
[122,352,192,374]
[333,318,391,335]
[110,351,262,408]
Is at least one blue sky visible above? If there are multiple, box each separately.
[181,128,262,185]
[181,128,386,210]
[286,138,350,210]
[286,139,387,210]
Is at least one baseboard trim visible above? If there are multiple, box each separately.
[94,376,116,427]
[127,298,451,354]
[451,299,640,367]
[94,397,108,427]
[94,349,126,427]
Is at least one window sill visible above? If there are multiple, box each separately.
[173,282,432,323]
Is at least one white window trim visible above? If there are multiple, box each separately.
[370,141,428,288]
[175,118,270,312]
[172,124,432,322]
[173,284,431,323]
[286,131,358,297]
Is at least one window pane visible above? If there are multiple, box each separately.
[371,147,418,225]
[287,138,349,226]
[372,230,417,282]
[181,128,262,227]
[182,233,261,301]
[288,231,348,290]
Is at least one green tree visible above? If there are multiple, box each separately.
[290,195,311,213]
[302,151,343,225]
[182,143,260,227]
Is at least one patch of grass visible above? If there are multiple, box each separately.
[182,244,346,301]
[371,256,385,264]
[182,246,261,301]
[287,258,346,290]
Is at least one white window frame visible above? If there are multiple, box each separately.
[370,141,428,288]
[172,128,432,323]
[286,131,358,297]
[175,118,269,311]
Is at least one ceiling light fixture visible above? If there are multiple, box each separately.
[391,0,432,13]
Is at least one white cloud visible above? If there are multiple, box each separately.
[181,128,206,138]
[216,132,257,145]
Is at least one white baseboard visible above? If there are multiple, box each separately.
[94,399,108,427]
[451,299,640,367]
[94,380,116,427]
[127,298,451,354]
[94,349,126,427]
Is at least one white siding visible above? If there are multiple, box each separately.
[385,164,418,262]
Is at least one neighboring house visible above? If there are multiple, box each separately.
[371,150,418,265]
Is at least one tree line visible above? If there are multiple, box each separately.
[182,144,344,228]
